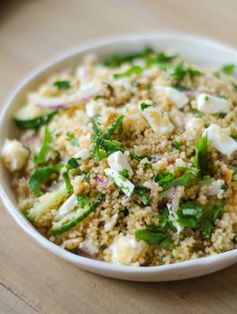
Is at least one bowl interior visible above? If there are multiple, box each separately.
[1,33,237,281]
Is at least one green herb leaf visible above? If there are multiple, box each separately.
[140,102,153,111]
[154,168,198,191]
[77,194,91,208]
[221,64,235,75]
[29,164,62,196]
[177,202,204,229]
[135,229,166,245]
[154,171,174,186]
[66,132,79,147]
[146,52,178,66]
[173,140,181,150]
[103,47,154,67]
[53,80,71,89]
[91,115,125,160]
[216,112,227,119]
[62,170,73,193]
[158,206,176,231]
[193,134,208,176]
[34,127,53,165]
[113,65,143,79]
[119,169,129,179]
[168,61,203,83]
[134,184,151,205]
[135,229,173,246]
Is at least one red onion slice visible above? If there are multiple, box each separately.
[28,83,103,109]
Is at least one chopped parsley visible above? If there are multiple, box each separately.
[62,170,73,193]
[34,127,53,165]
[193,134,208,176]
[221,64,235,75]
[113,65,143,79]
[134,184,151,206]
[53,80,71,89]
[154,168,198,191]
[29,164,62,196]
[177,200,224,237]
[146,52,178,66]
[91,115,124,160]
[135,228,172,246]
[216,112,227,119]
[158,206,176,232]
[140,102,153,111]
[66,132,79,147]
[103,47,154,67]
[119,169,129,179]
[168,61,203,83]
[172,140,181,150]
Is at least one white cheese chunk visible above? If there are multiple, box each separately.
[107,151,133,177]
[203,124,237,157]
[140,105,174,134]
[109,235,142,265]
[197,93,232,113]
[55,194,78,220]
[104,168,134,197]
[1,139,29,171]
[80,238,98,256]
[156,86,189,108]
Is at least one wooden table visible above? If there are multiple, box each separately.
[1,1,237,313]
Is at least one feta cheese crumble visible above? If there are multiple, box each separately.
[197,93,232,113]
[104,168,134,196]
[107,151,133,177]
[203,124,237,157]
[1,139,29,171]
[155,86,189,108]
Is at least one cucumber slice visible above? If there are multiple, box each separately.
[15,111,56,130]
[27,184,68,221]
[51,193,104,235]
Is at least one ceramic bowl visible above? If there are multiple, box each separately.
[1,33,237,281]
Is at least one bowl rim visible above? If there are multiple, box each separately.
[1,31,237,276]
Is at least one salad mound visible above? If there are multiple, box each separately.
[2,47,237,266]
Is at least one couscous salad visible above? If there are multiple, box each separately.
[2,47,237,266]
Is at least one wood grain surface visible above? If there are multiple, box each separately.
[1,1,237,313]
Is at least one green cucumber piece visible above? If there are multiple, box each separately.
[15,111,56,130]
[27,184,68,221]
[51,193,105,235]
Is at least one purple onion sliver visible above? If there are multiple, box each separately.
[94,177,107,187]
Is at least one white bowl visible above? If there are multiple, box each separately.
[1,33,237,282]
